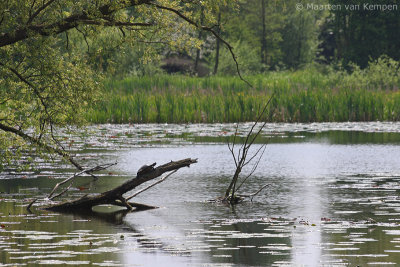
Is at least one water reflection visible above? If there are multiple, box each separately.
[1,123,400,266]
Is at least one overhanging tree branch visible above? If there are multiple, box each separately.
[0,122,83,171]
[0,0,152,47]
[27,0,58,25]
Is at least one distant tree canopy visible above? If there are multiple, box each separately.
[0,0,234,169]
[211,0,400,71]
[210,0,324,72]
[327,0,400,68]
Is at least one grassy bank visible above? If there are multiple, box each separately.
[87,65,400,123]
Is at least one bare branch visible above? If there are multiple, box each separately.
[117,196,133,210]
[49,182,74,200]
[227,130,238,168]
[237,145,267,191]
[237,183,270,201]
[27,162,117,210]
[47,163,116,200]
[243,141,268,168]
[126,170,178,200]
[242,94,274,151]
[224,94,274,203]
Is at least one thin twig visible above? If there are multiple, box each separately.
[47,162,116,199]
[237,183,271,201]
[126,170,178,200]
[49,182,74,200]
[224,93,275,202]
[27,198,38,211]
[243,134,272,168]
[227,125,239,167]
[236,145,267,191]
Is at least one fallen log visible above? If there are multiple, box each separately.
[44,158,197,212]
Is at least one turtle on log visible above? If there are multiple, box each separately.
[137,162,156,176]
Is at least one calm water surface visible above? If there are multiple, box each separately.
[1,122,400,266]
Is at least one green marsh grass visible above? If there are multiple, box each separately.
[87,68,400,123]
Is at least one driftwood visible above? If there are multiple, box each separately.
[44,158,197,212]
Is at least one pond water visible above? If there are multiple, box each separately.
[1,122,400,266]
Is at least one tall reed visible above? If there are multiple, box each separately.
[87,68,400,123]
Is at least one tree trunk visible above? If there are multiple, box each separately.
[213,12,221,75]
[194,7,205,75]
[224,167,241,198]
[260,0,268,66]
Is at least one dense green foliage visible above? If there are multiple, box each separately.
[0,0,232,169]
[88,57,400,123]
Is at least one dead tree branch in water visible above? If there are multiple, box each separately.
[237,183,271,201]
[27,162,117,211]
[126,170,178,200]
[47,162,117,200]
[41,158,197,212]
[224,95,274,204]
